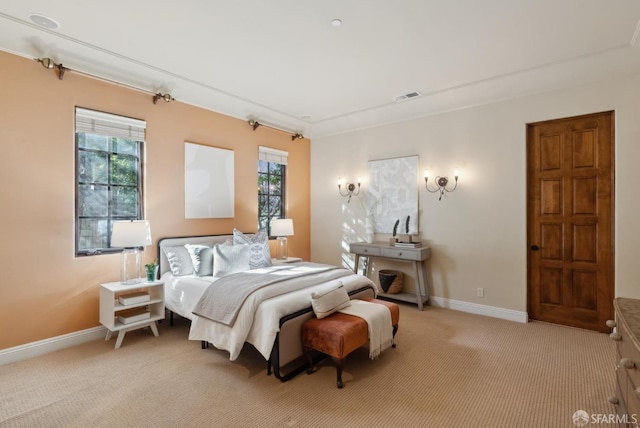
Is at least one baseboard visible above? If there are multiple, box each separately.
[0,326,107,366]
[430,296,528,323]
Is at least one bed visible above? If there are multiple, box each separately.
[158,233,377,381]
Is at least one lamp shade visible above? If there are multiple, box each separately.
[111,220,152,248]
[271,218,294,237]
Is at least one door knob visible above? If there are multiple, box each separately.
[531,245,540,251]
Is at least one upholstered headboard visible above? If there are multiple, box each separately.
[157,234,234,277]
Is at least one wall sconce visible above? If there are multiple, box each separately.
[424,168,459,201]
[153,93,174,104]
[36,57,67,80]
[291,133,304,141]
[338,177,361,203]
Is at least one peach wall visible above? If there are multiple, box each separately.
[0,51,310,350]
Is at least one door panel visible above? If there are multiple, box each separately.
[527,111,614,332]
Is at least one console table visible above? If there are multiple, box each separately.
[349,242,431,310]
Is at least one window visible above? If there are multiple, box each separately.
[258,146,288,235]
[75,108,146,256]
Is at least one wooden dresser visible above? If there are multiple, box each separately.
[609,298,640,426]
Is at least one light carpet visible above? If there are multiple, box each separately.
[0,305,617,427]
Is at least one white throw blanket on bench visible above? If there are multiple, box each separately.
[338,300,393,359]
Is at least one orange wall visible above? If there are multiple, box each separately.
[0,51,310,350]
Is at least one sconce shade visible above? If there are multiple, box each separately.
[271,218,294,237]
[111,220,152,248]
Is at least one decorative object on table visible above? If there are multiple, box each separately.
[389,219,400,245]
[395,215,416,245]
[424,167,459,201]
[111,220,152,285]
[378,269,403,294]
[271,218,294,259]
[144,259,158,282]
[367,155,419,234]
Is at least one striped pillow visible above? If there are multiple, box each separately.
[311,283,351,319]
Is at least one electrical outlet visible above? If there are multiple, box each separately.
[477,287,484,298]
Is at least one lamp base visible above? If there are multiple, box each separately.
[276,236,288,260]
[121,248,142,284]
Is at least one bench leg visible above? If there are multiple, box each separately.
[392,324,398,348]
[331,357,345,389]
[304,346,315,374]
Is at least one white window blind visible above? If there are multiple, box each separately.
[75,107,146,141]
[258,146,288,165]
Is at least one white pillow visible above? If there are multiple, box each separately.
[212,243,251,278]
[162,246,194,276]
[185,244,214,276]
[233,229,272,269]
[311,283,351,319]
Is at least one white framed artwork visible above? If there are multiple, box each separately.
[367,155,419,234]
[184,142,234,219]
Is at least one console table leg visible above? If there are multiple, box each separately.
[421,260,430,301]
[413,261,423,310]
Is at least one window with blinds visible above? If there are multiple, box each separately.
[258,146,288,235]
[75,108,146,256]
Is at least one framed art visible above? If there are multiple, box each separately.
[366,155,419,234]
[184,142,234,219]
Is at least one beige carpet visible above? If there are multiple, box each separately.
[0,305,617,428]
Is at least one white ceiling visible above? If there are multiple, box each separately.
[2,1,640,138]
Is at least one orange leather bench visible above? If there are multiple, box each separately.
[301,298,399,388]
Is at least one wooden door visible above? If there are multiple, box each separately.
[527,111,614,332]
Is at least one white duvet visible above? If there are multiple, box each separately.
[162,266,375,361]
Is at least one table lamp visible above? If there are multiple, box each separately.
[111,220,152,284]
[270,218,294,260]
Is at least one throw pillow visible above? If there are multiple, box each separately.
[162,246,194,276]
[212,243,251,278]
[232,229,272,269]
[310,283,351,319]
[185,244,214,276]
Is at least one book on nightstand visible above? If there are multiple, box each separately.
[118,291,150,306]
[118,308,150,325]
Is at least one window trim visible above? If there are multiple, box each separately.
[74,108,146,257]
[258,146,288,237]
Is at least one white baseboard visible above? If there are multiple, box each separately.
[430,296,528,323]
[0,326,107,366]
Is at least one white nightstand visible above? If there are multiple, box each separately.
[272,257,303,264]
[99,280,165,349]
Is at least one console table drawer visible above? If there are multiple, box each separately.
[349,244,381,256]
[381,247,421,261]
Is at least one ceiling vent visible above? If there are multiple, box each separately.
[392,91,422,103]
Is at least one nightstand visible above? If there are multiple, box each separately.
[272,257,303,264]
[99,280,165,349]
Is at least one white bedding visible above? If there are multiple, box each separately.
[163,266,376,361]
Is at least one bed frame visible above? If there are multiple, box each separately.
[157,234,376,382]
